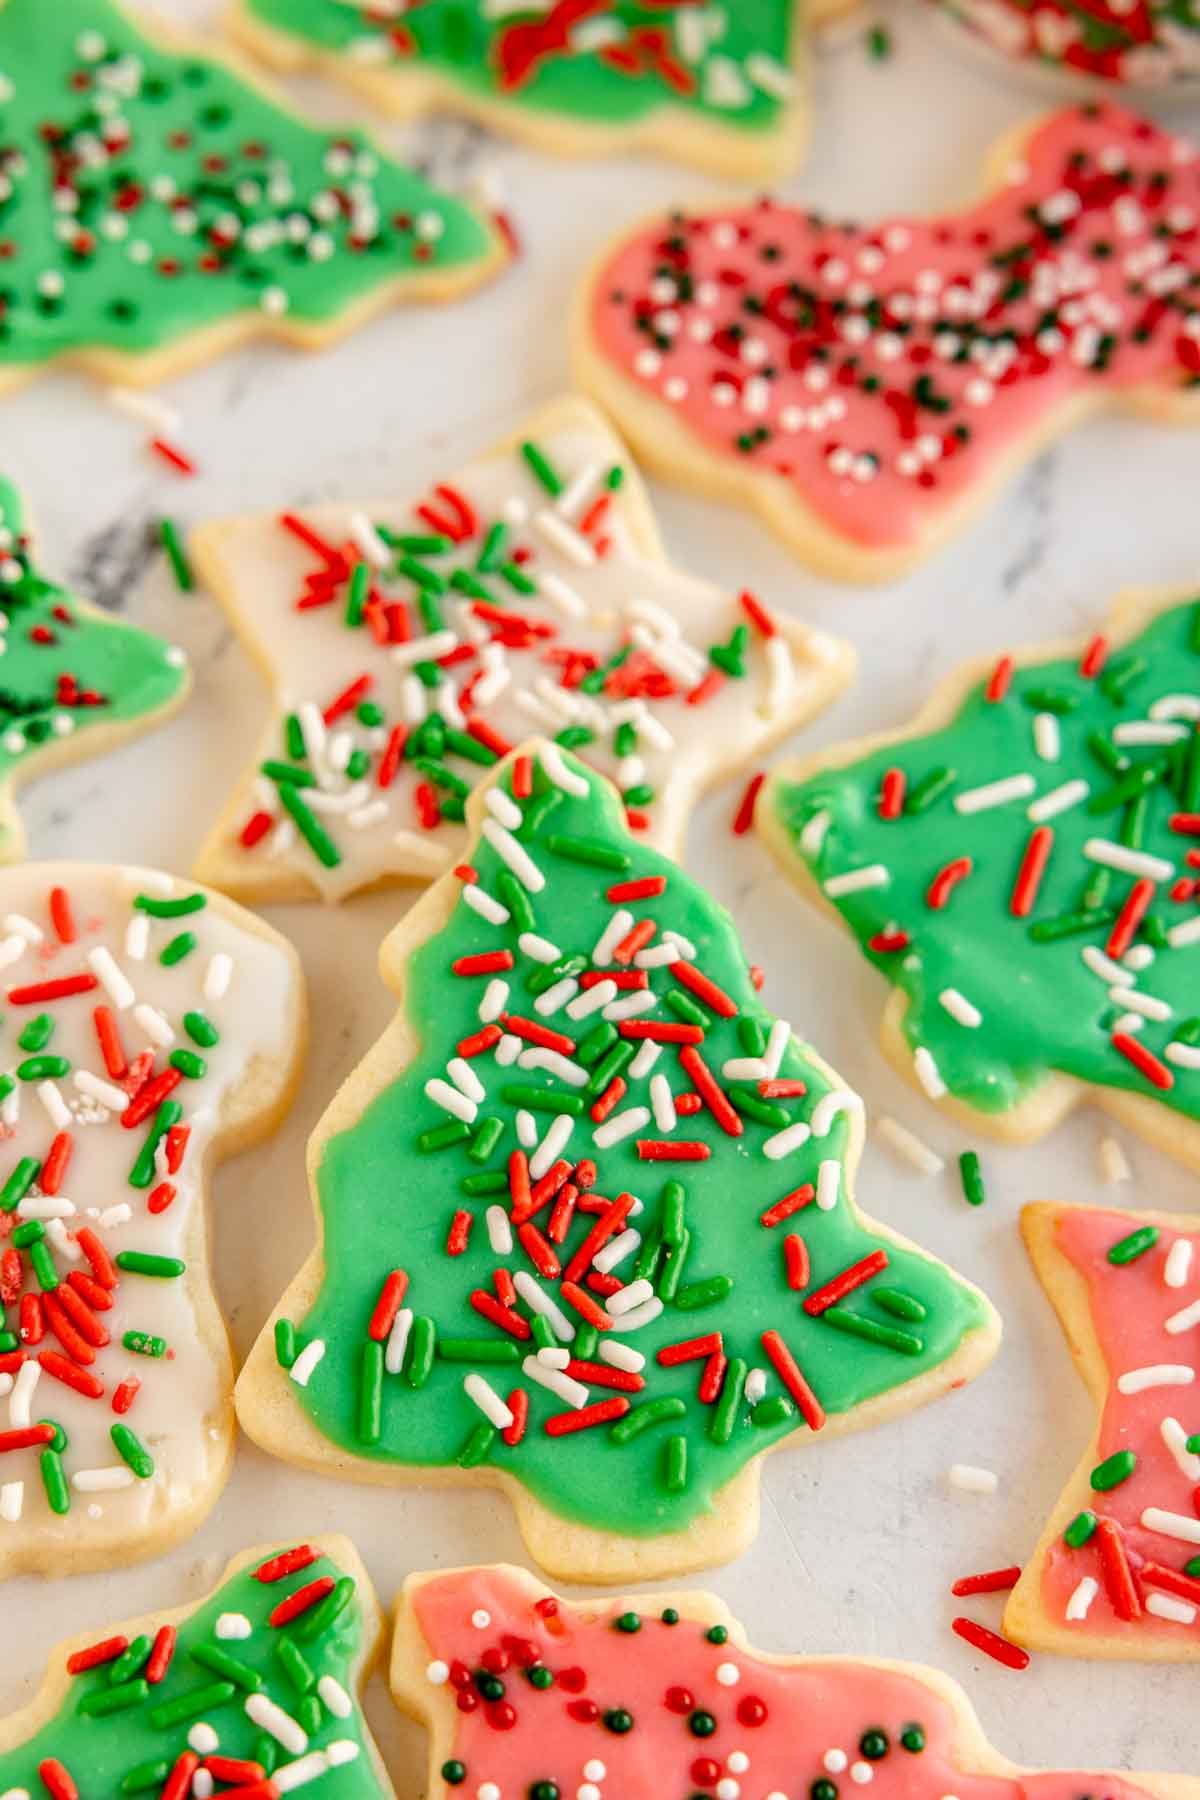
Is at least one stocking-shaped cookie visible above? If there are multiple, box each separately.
[1007,1203,1200,1660]
[0,1536,392,1795]
[227,1,808,181]
[0,864,304,1578]
[0,0,505,395]
[575,103,1200,581]
[762,589,1200,1172]
[193,396,854,904]
[0,478,188,864]
[235,740,998,1584]
[393,1563,1200,1798]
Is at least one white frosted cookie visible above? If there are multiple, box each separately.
[192,396,854,905]
[0,864,304,1578]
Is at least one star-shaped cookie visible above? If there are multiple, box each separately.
[192,396,854,905]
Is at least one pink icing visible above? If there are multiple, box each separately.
[590,104,1200,551]
[1040,1207,1200,1641]
[412,1568,1158,1798]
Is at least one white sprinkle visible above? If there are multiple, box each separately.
[1113,721,1187,746]
[124,910,150,962]
[384,1309,412,1376]
[1162,1416,1200,1482]
[71,1466,135,1493]
[519,931,560,965]
[188,1724,219,1755]
[602,990,657,1023]
[86,945,134,1009]
[204,952,233,1003]
[513,1271,574,1341]
[479,979,508,1024]
[9,1359,40,1430]
[809,1087,861,1139]
[482,819,545,892]
[215,1612,253,1640]
[0,1480,22,1523]
[816,1159,840,1211]
[245,1694,307,1756]
[1083,946,1128,986]
[465,1373,515,1430]
[530,1113,574,1179]
[947,1463,998,1494]
[289,1340,326,1387]
[1098,1135,1131,1184]
[133,1003,173,1047]
[1083,839,1174,882]
[537,571,587,619]
[425,1078,477,1125]
[540,741,590,797]
[1117,1363,1194,1394]
[714,1661,741,1686]
[486,1206,513,1255]
[939,988,982,1028]
[390,629,457,669]
[522,1355,588,1409]
[598,1340,644,1373]
[1146,1592,1197,1625]
[649,1073,676,1132]
[1033,713,1061,763]
[1165,1297,1200,1335]
[535,509,596,567]
[1141,1506,1200,1545]
[592,909,634,966]
[913,1046,946,1100]
[878,1118,944,1176]
[106,386,181,435]
[463,884,510,926]
[273,1751,334,1792]
[516,1110,537,1147]
[606,1296,664,1335]
[762,1120,811,1161]
[1167,1040,1200,1068]
[593,1106,651,1149]
[1066,1575,1099,1621]
[605,1278,655,1318]
[567,979,617,1020]
[593,1228,641,1275]
[954,773,1036,814]
[824,864,889,898]
[629,1040,661,1081]
[1109,984,1171,1023]
[744,1368,767,1406]
[447,1057,486,1104]
[1165,1239,1194,1288]
[1167,915,1200,950]
[1028,778,1089,822]
[38,1081,72,1132]
[425,1660,450,1686]
[317,1675,352,1719]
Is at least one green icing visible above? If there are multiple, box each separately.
[0,1546,380,1795]
[243,0,797,131]
[771,599,1200,1122]
[0,475,186,836]
[288,748,988,1541]
[0,0,497,368]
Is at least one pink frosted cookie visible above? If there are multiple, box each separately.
[392,1562,1200,1797]
[1007,1203,1200,1660]
[574,103,1200,583]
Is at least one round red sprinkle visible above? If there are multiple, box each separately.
[737,1694,769,1726]
[664,1685,694,1714]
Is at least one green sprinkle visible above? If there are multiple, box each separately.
[277,781,342,869]
[17,1013,53,1052]
[958,1150,986,1207]
[123,1330,168,1358]
[905,766,956,813]
[29,1240,58,1292]
[438,1337,520,1364]
[406,1316,435,1387]
[159,518,193,591]
[190,1643,263,1692]
[727,1086,789,1128]
[823,1308,923,1355]
[419,1119,472,1154]
[17,1055,69,1080]
[577,1021,617,1066]
[296,1574,356,1641]
[544,833,631,871]
[610,1397,687,1444]
[737,1017,766,1056]
[585,1039,636,1096]
[521,439,563,496]
[866,21,891,56]
[358,1339,384,1445]
[260,758,317,790]
[674,1275,733,1311]
[900,1727,926,1754]
[277,1636,316,1695]
[1107,1225,1159,1264]
[710,1357,747,1445]
[80,1678,149,1717]
[499,1084,583,1116]
[1029,906,1116,943]
[159,930,196,966]
[476,520,508,572]
[1186,1556,1200,1578]
[529,1313,555,1354]
[284,713,305,761]
[122,1759,172,1793]
[1064,1509,1097,1547]
[614,1611,641,1633]
[345,560,369,627]
[149,1680,237,1729]
[752,1395,795,1429]
[516,789,563,839]
[11,1219,43,1249]
[107,1637,150,1686]
[1091,1449,1137,1490]
[129,1099,182,1189]
[663,1434,689,1491]
[661,1181,686,1246]
[663,990,707,1029]
[134,891,206,919]
[872,1287,927,1323]
[274,1318,298,1369]
[111,1423,154,1479]
[116,1251,185,1278]
[460,1171,509,1196]
[40,1447,69,1515]
[574,1324,599,1361]
[468,1116,504,1163]
[655,1230,690,1302]
[497,868,536,932]
[184,1010,219,1048]
[0,1156,39,1213]
[169,1048,206,1079]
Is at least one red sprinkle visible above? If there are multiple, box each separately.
[452,950,514,977]
[732,771,766,836]
[38,1350,103,1400]
[144,1624,177,1685]
[368,1269,409,1342]
[1095,1516,1142,1621]
[544,1397,630,1436]
[671,959,737,1018]
[149,437,196,477]
[985,655,1014,702]
[160,1753,199,1800]
[38,1760,78,1800]
[268,1576,335,1628]
[739,590,776,638]
[803,1249,889,1316]
[878,768,906,821]
[8,972,98,1006]
[48,886,76,944]
[254,1544,321,1583]
[93,1005,127,1080]
[784,1235,809,1291]
[678,1046,742,1138]
[66,1635,128,1676]
[927,856,973,910]
[512,754,533,799]
[447,1210,474,1256]
[950,1616,1029,1670]
[760,1185,815,1228]
[502,1388,529,1447]
[761,1329,825,1431]
[637,1139,711,1161]
[1107,876,1155,961]
[111,1377,141,1416]
[1079,634,1109,678]
[1010,826,1054,918]
[951,1565,1022,1597]
[606,875,667,902]
[470,1290,531,1340]
[657,1332,722,1367]
[1113,1031,1174,1091]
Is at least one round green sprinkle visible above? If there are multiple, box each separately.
[660,1608,679,1624]
[614,1612,642,1633]
[530,1784,560,1800]
[900,1726,926,1754]
[476,1673,505,1701]
[860,1730,889,1760]
[1107,1225,1159,1264]
[603,1708,634,1734]
[1185,1557,1200,1579]
[1091,1449,1137,1491]
[441,1763,466,1786]
[812,1781,839,1800]
[115,1251,185,1279]
[705,1625,728,1645]
[526,1665,553,1690]
[1064,1509,1098,1547]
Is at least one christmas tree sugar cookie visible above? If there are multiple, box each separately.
[0,863,304,1580]
[0,0,506,397]
[0,1535,393,1796]
[235,739,998,1585]
[0,478,188,864]
[191,396,855,906]
[393,1563,1200,1800]
[573,102,1200,584]
[762,588,1200,1171]
[226,2,808,183]
[1006,1203,1200,1661]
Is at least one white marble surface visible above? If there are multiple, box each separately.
[4,0,1200,1785]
